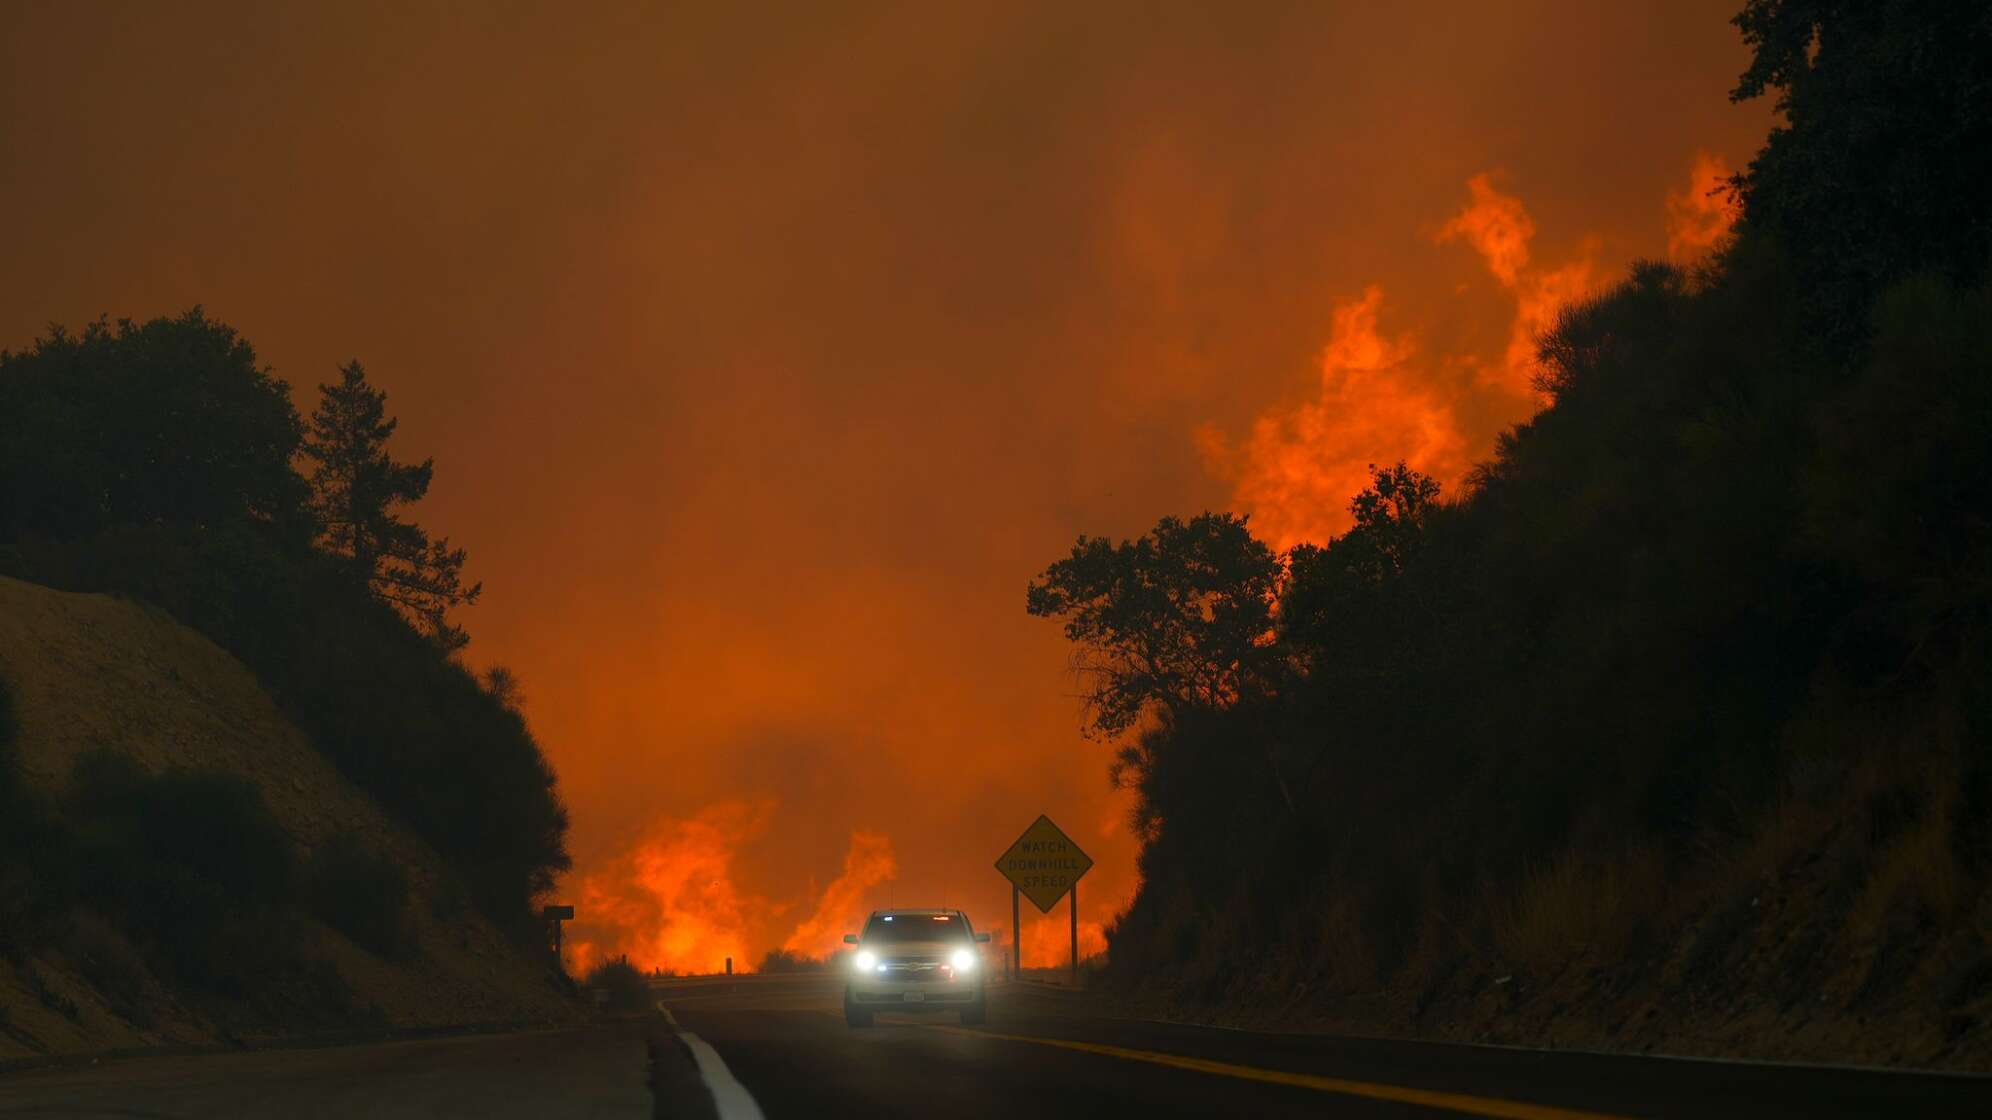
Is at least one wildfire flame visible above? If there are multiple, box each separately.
[565,804,900,975]
[1665,150,1742,264]
[566,800,772,976]
[1020,914,1109,967]
[1199,285,1468,552]
[1206,168,1626,548]
[1439,172,1603,396]
[781,830,898,955]
[1439,173,1536,288]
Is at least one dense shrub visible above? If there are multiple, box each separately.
[65,752,298,992]
[68,752,294,904]
[0,670,14,754]
[272,570,569,922]
[585,957,651,1011]
[307,833,414,958]
[0,673,72,957]
[756,948,827,973]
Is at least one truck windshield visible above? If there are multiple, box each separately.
[863,915,970,942]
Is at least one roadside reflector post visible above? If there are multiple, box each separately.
[725,957,733,976]
[1070,879,1078,986]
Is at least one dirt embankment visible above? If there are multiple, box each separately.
[0,576,582,1061]
[1109,807,1992,1073]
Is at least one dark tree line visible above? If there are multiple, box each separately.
[0,315,567,928]
[1032,0,1992,998]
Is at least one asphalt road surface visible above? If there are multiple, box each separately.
[656,974,1991,1119]
[3,976,1989,1118]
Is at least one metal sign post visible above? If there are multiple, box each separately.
[1069,879,1078,986]
[1011,884,1022,981]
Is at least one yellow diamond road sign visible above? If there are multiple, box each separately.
[995,814,1093,913]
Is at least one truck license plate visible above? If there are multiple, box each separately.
[903,991,924,1003]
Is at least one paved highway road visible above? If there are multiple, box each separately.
[3,976,1988,1117]
[656,974,1991,1119]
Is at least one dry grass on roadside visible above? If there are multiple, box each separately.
[1489,849,1667,973]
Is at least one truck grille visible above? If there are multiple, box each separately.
[878,956,955,981]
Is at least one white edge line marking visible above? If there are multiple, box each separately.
[657,1001,766,1120]
[681,1032,766,1120]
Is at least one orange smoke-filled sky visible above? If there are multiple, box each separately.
[0,1,1765,971]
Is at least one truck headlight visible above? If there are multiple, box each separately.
[854,950,877,971]
[950,948,975,972]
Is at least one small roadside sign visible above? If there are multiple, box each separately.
[543,904,575,968]
[994,814,1092,913]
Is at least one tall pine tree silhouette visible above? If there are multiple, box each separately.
[302,361,481,653]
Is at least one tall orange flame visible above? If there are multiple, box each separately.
[567,800,773,975]
[1200,285,1468,551]
[781,830,898,954]
[566,807,902,975]
[1439,173,1536,288]
[1439,172,1602,395]
[1207,168,1630,548]
[1020,913,1109,967]
[1665,150,1742,263]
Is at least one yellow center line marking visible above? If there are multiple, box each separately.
[926,1026,1633,1120]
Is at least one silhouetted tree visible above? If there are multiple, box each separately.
[1333,462,1440,585]
[302,361,481,653]
[483,665,525,711]
[1278,463,1445,677]
[1027,512,1282,739]
[1729,0,1992,342]
[1801,276,1992,688]
[1028,513,1296,810]
[0,310,308,545]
